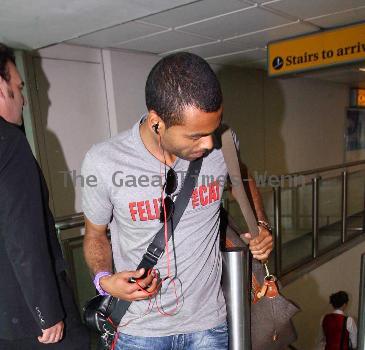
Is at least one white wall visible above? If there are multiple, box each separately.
[217,66,351,175]
[28,44,110,217]
[217,66,266,173]
[103,49,159,133]
[282,241,365,350]
[266,78,348,174]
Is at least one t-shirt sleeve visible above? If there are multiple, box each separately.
[347,316,357,348]
[81,150,113,225]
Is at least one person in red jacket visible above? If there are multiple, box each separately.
[319,291,357,350]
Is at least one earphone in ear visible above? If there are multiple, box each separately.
[152,122,159,134]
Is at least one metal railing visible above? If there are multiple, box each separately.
[55,213,91,309]
[223,160,365,281]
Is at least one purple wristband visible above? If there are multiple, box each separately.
[93,271,112,296]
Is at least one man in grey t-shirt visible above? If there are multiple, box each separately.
[82,52,273,350]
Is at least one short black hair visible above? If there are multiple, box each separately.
[0,43,15,82]
[145,52,222,128]
[330,291,349,309]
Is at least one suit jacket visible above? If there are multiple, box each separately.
[0,116,67,340]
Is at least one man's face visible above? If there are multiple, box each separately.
[0,62,25,125]
[161,105,223,161]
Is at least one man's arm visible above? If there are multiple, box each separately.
[81,150,158,301]
[238,160,268,222]
[231,158,273,261]
[247,175,268,223]
[0,128,64,342]
[83,219,113,275]
[83,218,158,301]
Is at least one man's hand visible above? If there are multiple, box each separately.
[243,227,273,261]
[38,320,64,344]
[100,268,159,301]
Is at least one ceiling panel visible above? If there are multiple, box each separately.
[161,40,243,57]
[245,0,275,3]
[1,0,364,83]
[240,58,267,69]
[114,29,212,53]
[307,6,365,28]
[68,21,168,48]
[177,7,293,40]
[224,21,317,50]
[262,0,365,20]
[206,48,267,65]
[0,0,196,49]
[141,0,253,28]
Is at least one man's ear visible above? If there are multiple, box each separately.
[148,110,166,134]
[0,77,6,99]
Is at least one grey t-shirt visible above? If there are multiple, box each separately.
[81,118,229,336]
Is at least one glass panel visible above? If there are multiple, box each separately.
[223,187,274,234]
[281,184,312,271]
[347,170,365,237]
[318,176,342,252]
[59,227,96,312]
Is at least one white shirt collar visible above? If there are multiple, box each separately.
[333,309,344,315]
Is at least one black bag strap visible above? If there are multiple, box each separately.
[109,157,203,324]
[340,316,348,350]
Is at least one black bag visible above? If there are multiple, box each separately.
[83,295,117,350]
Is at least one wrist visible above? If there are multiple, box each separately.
[257,220,272,234]
[93,271,112,296]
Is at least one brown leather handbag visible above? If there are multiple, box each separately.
[221,128,300,350]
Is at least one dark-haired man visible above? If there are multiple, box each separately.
[319,291,357,350]
[0,43,89,349]
[82,52,273,349]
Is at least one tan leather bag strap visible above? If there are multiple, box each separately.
[221,128,259,238]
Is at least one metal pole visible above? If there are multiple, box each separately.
[363,181,365,234]
[222,248,251,350]
[312,177,320,258]
[341,171,348,243]
[274,186,282,277]
[358,253,365,350]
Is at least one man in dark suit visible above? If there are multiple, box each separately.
[0,43,89,349]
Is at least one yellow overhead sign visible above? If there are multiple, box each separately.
[358,89,365,107]
[268,22,365,77]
